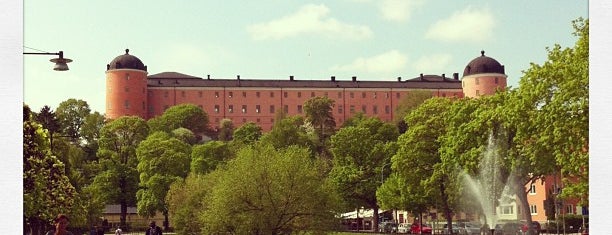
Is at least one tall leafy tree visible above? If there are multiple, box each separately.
[191,141,232,175]
[200,144,340,234]
[232,121,262,146]
[23,105,76,235]
[162,103,209,134]
[259,115,315,151]
[393,97,459,231]
[328,116,398,232]
[55,98,91,141]
[513,18,589,205]
[217,118,234,141]
[167,173,219,235]
[136,131,192,230]
[80,111,106,160]
[35,105,61,149]
[303,96,336,140]
[93,116,149,228]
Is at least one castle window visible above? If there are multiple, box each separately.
[228,105,234,113]
[283,105,288,113]
[198,91,203,97]
[324,92,328,97]
[125,87,130,92]
[284,92,288,98]
[350,105,355,113]
[124,100,129,109]
[270,92,274,98]
[214,105,219,113]
[181,91,185,97]
[242,105,247,113]
[311,92,315,97]
[476,90,480,96]
[338,92,342,98]
[385,105,390,114]
[396,93,400,99]
[338,105,343,114]
[373,105,378,114]
[270,105,275,114]
[257,118,260,123]
[297,105,303,113]
[476,77,480,85]
[362,92,366,98]
[256,91,260,98]
[385,92,389,99]
[242,92,247,97]
[125,74,130,80]
[362,105,367,113]
[350,92,354,98]
[495,77,499,84]
[256,105,261,113]
[229,92,233,98]
[242,118,247,123]
[215,92,219,98]
[373,92,377,99]
[297,92,301,98]
[142,102,145,111]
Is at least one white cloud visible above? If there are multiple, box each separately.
[247,4,372,40]
[425,6,495,43]
[331,50,408,73]
[378,0,424,22]
[413,54,452,73]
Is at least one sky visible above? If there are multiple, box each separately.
[23,0,588,114]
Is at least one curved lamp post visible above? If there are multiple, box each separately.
[24,50,72,71]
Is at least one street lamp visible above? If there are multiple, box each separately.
[24,50,72,71]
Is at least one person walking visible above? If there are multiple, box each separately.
[45,214,74,235]
[114,226,122,235]
[145,221,162,235]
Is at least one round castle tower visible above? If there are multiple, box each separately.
[462,50,507,98]
[105,49,148,120]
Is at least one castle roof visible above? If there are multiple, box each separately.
[463,50,505,77]
[107,49,147,71]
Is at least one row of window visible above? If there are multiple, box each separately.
[156,90,417,99]
[209,104,392,115]
[501,204,576,215]
[461,77,501,87]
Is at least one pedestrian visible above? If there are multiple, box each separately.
[115,226,122,235]
[45,214,74,235]
[145,221,163,235]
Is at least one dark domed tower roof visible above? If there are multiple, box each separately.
[106,49,147,71]
[463,50,504,77]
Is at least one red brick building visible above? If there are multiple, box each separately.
[105,49,506,131]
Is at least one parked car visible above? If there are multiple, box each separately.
[443,223,460,234]
[457,222,481,235]
[410,223,433,234]
[398,223,410,233]
[379,221,398,233]
[520,221,541,235]
[494,222,523,235]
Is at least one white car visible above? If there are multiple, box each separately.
[397,223,410,233]
[458,222,482,235]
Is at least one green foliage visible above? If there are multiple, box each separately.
[136,131,192,223]
[217,118,234,141]
[23,112,77,227]
[171,127,197,145]
[162,104,210,134]
[55,98,91,141]
[393,90,434,131]
[191,141,232,175]
[166,173,219,235]
[304,96,336,139]
[260,115,315,151]
[94,116,149,227]
[200,144,341,234]
[232,121,263,146]
[514,18,588,204]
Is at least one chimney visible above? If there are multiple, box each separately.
[290,75,294,81]
[397,77,402,82]
[352,76,357,82]
[442,74,446,79]
[237,75,240,80]
[207,74,211,80]
[453,73,459,80]
[420,73,424,80]
[331,76,336,82]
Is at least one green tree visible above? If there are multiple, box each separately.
[393,90,434,133]
[136,131,192,230]
[23,105,77,235]
[93,116,149,228]
[35,105,61,150]
[201,144,340,234]
[55,98,91,141]
[217,118,234,141]
[260,115,315,151]
[166,173,219,235]
[191,141,232,175]
[232,121,262,146]
[162,104,209,134]
[513,18,588,205]
[393,97,459,230]
[303,96,336,140]
[80,111,106,160]
[171,127,197,145]
[328,117,398,232]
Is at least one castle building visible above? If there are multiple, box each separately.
[105,49,506,131]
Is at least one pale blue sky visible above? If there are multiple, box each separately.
[24,0,587,113]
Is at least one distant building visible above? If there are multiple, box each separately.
[105,49,506,131]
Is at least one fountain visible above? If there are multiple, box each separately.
[461,133,516,235]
